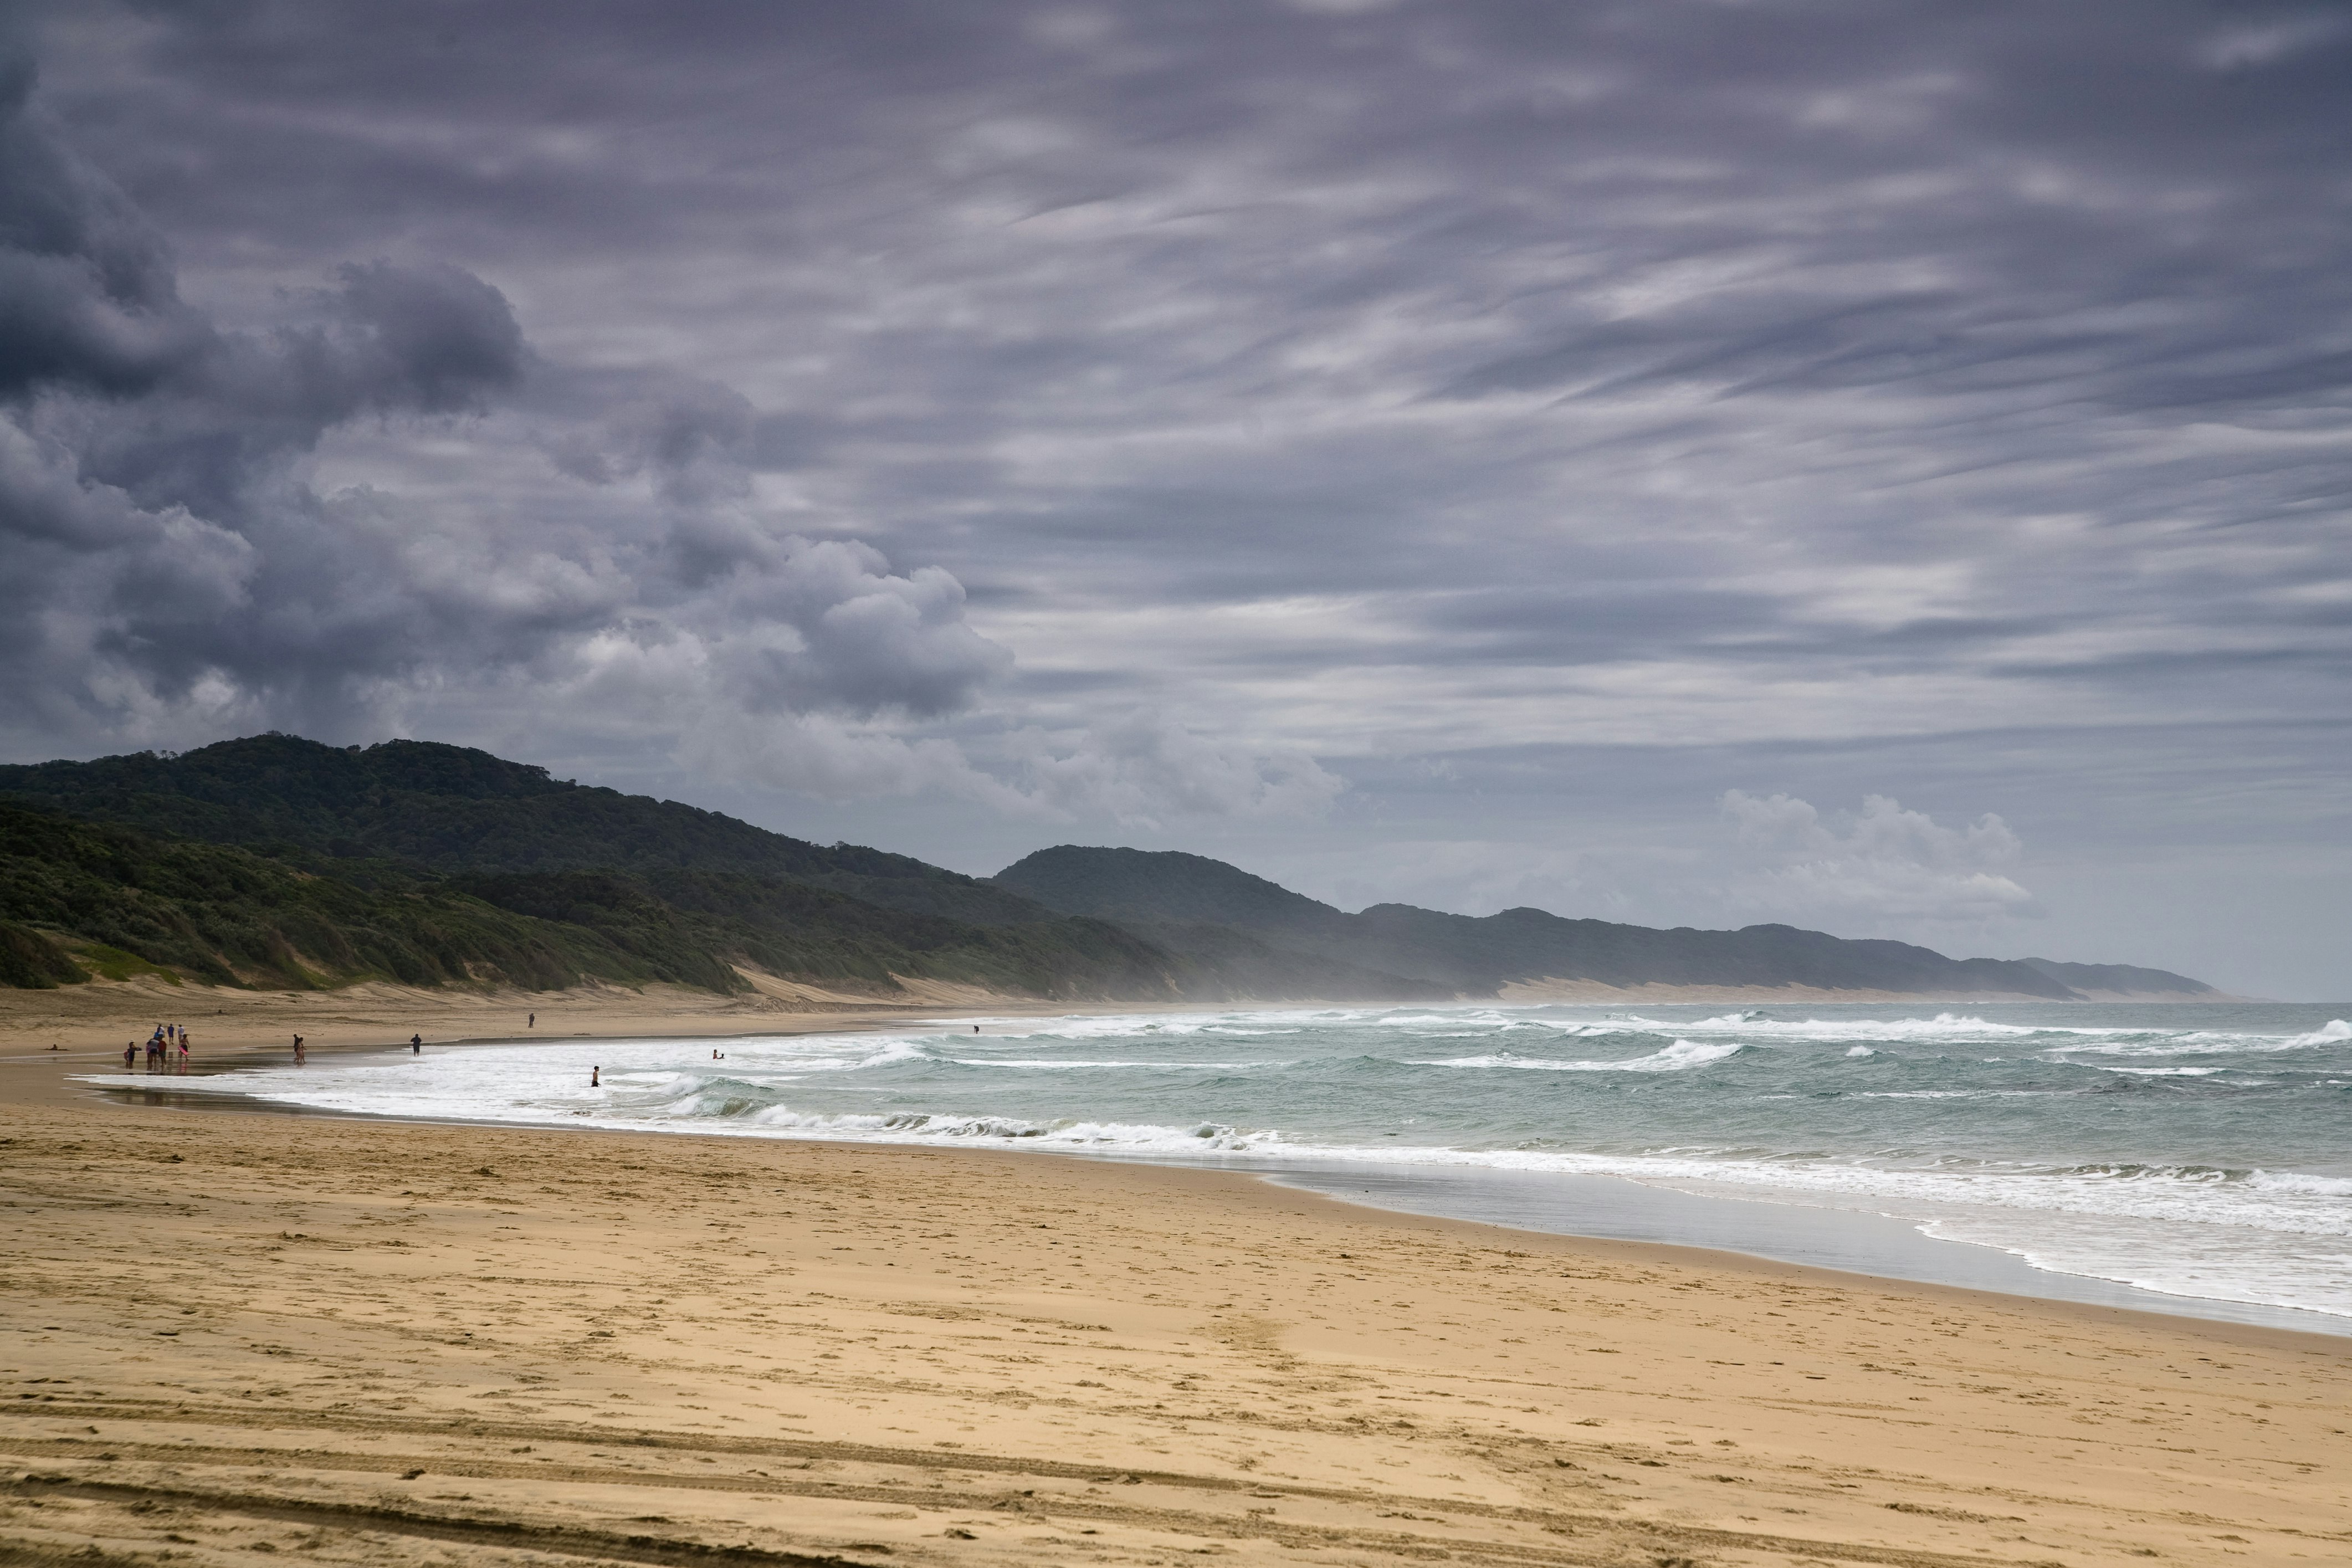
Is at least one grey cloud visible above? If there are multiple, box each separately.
[0,49,1019,752]
[5,1,2349,990]
[0,49,197,397]
[699,536,1012,720]
[312,260,525,416]
[1718,789,2038,927]
[544,372,758,503]
[0,14,1323,824]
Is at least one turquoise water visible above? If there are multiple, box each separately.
[110,1001,2352,1327]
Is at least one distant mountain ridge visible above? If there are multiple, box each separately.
[991,845,2220,1002]
[0,736,2222,1002]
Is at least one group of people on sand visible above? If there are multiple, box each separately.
[127,1024,191,1073]
[116,1027,431,1073]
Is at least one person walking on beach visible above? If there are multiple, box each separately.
[123,1041,136,1072]
[293,1033,306,1066]
[529,1012,535,1029]
[177,1031,190,1073]
[411,1034,422,1054]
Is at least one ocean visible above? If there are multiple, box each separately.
[109,1001,2351,1333]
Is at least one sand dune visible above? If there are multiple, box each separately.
[2,1026,2346,1567]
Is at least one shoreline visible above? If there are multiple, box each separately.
[38,1008,2352,1346]
[70,1076,2352,1364]
[4,1078,2346,1567]
[80,1072,2352,1354]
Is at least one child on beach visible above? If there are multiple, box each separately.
[123,1042,136,1072]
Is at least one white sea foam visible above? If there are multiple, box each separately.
[2046,1026,2347,1058]
[950,1058,1284,1072]
[1410,1039,1744,1073]
[1848,1089,2070,1100]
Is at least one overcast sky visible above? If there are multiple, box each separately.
[4,1,2346,997]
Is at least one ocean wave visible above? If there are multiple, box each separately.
[1634,1011,2084,1040]
[2048,1021,2352,1058]
[1847,1089,2071,1100]
[947,1058,1287,1072]
[738,1105,1279,1152]
[1407,1039,1744,1073]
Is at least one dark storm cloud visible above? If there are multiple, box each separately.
[6,0,2350,985]
[0,33,1016,759]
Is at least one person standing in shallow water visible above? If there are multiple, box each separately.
[292,1033,305,1066]
[591,1065,599,1088]
[411,1034,422,1054]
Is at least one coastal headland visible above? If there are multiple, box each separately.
[3,995,2346,1568]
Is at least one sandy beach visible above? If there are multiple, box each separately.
[3,991,2348,1567]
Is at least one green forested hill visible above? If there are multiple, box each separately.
[0,802,664,991]
[0,795,1177,999]
[0,734,1052,926]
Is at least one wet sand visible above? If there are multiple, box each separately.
[3,990,2348,1567]
[0,971,1082,1070]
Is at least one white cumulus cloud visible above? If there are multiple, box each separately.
[1718,790,2039,926]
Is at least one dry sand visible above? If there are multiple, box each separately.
[2,989,2346,1567]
